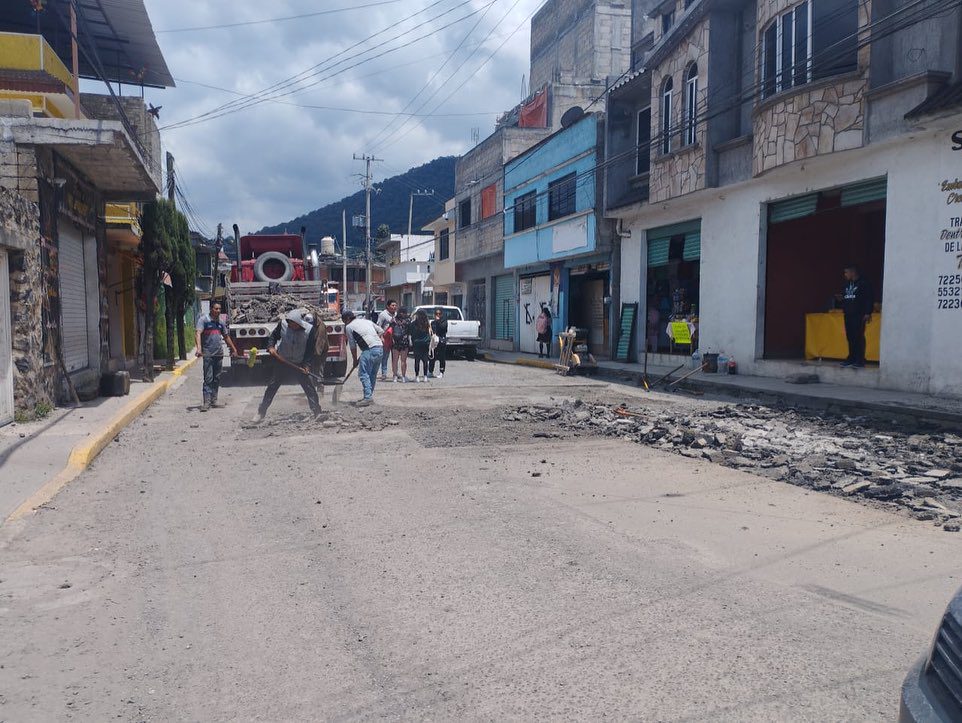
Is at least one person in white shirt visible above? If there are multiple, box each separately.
[342,311,384,406]
[376,300,397,380]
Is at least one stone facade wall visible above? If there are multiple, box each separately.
[753,0,872,176]
[649,17,710,203]
[1,186,55,414]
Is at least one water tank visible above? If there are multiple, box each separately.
[320,236,336,256]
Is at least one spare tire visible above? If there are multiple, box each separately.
[253,251,294,282]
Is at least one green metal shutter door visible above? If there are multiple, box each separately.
[769,193,818,223]
[647,237,670,267]
[493,274,515,341]
[841,178,887,206]
[683,231,701,261]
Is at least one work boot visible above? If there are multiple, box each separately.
[255,408,266,421]
[200,397,210,412]
[210,395,222,408]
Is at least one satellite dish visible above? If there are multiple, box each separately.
[560,106,585,129]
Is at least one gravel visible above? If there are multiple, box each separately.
[504,399,962,529]
[230,293,341,325]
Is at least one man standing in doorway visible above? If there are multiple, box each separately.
[342,310,384,406]
[376,299,397,381]
[840,264,874,368]
[195,300,239,412]
[256,310,322,419]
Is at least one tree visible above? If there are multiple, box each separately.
[168,212,196,360]
[375,223,391,241]
[139,199,176,381]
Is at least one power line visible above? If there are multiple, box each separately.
[155,1,405,33]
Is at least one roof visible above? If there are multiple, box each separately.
[905,80,962,119]
[0,0,174,88]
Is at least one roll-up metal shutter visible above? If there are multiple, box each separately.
[493,274,515,341]
[769,194,818,223]
[683,231,701,261]
[647,237,670,267]
[59,224,90,372]
[648,220,701,266]
[841,178,887,207]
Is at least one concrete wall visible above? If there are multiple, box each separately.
[80,94,162,192]
[614,125,962,396]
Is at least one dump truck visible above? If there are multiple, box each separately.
[226,225,348,379]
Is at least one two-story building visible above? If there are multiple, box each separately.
[422,198,459,308]
[503,112,616,356]
[607,0,962,396]
[379,233,434,310]
[0,0,172,422]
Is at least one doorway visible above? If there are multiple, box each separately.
[0,250,13,426]
[518,274,551,354]
[568,271,610,358]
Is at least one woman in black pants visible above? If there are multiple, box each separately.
[429,307,447,379]
[410,310,432,383]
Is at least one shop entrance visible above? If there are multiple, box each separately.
[568,269,609,359]
[645,220,701,355]
[518,274,551,354]
[763,179,886,361]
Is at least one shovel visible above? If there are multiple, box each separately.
[331,360,359,405]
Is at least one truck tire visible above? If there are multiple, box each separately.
[465,346,477,361]
[325,360,348,379]
[253,251,293,282]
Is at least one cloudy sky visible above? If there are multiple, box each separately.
[138,0,543,237]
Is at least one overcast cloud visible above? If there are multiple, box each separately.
[139,0,542,237]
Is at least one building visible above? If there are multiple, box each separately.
[422,199,460,308]
[378,233,434,310]
[0,0,173,423]
[503,113,616,356]
[605,0,962,395]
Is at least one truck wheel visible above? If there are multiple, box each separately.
[465,347,477,361]
[325,360,348,379]
[253,251,294,282]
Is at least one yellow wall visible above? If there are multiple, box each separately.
[0,32,74,89]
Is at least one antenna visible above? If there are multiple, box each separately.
[471,127,480,146]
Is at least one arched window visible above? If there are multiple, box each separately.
[684,64,698,145]
[661,77,673,155]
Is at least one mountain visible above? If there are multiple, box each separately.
[257,156,456,248]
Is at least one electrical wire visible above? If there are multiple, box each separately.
[155,1,406,33]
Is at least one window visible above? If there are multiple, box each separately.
[636,107,651,175]
[513,190,537,231]
[439,228,450,260]
[481,183,497,219]
[662,10,675,34]
[761,0,857,99]
[684,64,698,145]
[548,173,577,221]
[459,197,472,228]
[661,77,673,154]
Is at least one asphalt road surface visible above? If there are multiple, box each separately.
[1,359,960,721]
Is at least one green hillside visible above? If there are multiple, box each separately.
[257,156,455,250]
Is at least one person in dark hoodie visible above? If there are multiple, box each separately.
[840,264,874,368]
[256,309,322,419]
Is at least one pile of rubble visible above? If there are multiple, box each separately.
[230,293,340,324]
[505,400,962,530]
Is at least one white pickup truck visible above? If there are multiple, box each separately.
[413,305,482,361]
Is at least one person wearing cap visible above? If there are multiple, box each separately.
[256,309,322,419]
[342,310,384,406]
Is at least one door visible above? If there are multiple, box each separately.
[0,250,13,426]
[469,281,486,340]
[59,222,90,372]
[492,274,515,341]
[519,274,551,354]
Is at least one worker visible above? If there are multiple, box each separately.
[256,309,322,419]
[342,310,384,406]
[377,299,398,381]
[195,300,239,412]
[840,264,874,368]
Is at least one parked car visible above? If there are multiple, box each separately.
[900,584,962,722]
[413,305,482,360]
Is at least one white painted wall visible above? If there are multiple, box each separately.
[617,126,962,396]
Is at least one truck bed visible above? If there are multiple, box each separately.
[229,281,327,305]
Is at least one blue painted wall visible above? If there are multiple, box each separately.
[503,115,599,269]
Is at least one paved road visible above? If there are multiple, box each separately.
[1,360,959,720]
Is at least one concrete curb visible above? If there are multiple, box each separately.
[5,357,199,524]
[479,353,555,371]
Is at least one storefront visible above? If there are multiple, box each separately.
[567,264,611,358]
[644,220,701,356]
[518,273,551,354]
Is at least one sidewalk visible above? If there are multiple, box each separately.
[0,358,197,524]
[481,349,962,425]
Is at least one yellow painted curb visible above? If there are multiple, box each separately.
[515,357,556,370]
[5,357,199,523]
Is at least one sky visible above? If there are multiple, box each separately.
[136,0,544,237]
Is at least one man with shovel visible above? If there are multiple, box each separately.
[342,310,384,406]
[195,300,240,412]
[256,309,323,420]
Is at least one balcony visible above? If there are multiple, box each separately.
[105,202,142,247]
[0,32,81,119]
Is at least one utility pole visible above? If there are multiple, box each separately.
[214,223,223,303]
[166,152,176,205]
[341,209,348,311]
[407,189,435,259]
[69,0,81,120]
[353,153,381,310]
